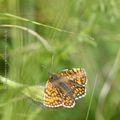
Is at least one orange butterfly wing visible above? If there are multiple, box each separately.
[43,68,87,108]
[58,68,87,85]
[43,81,63,108]
[58,68,87,100]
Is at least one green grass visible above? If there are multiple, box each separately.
[0,0,120,120]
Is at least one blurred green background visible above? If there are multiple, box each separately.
[0,0,120,120]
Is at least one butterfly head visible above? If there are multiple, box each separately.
[48,72,60,82]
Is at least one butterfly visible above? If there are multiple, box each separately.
[43,68,87,108]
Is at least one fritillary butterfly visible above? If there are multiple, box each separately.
[43,68,87,108]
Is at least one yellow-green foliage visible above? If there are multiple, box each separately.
[0,0,120,120]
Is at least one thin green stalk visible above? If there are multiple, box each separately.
[0,75,23,88]
[1,13,76,34]
[0,75,44,103]
[96,49,120,120]
[0,24,52,52]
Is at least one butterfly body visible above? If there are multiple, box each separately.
[43,68,87,108]
[49,73,73,95]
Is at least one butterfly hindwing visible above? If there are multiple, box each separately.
[63,93,75,108]
[68,81,86,99]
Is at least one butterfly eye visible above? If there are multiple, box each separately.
[51,75,59,80]
[50,76,53,79]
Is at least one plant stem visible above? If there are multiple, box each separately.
[0,75,44,103]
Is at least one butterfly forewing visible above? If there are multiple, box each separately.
[43,81,63,108]
[58,68,87,85]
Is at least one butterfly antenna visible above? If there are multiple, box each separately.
[85,74,98,120]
